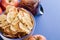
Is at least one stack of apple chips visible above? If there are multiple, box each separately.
[0,5,34,38]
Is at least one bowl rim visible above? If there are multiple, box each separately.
[0,9,36,40]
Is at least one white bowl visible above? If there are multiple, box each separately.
[0,10,36,40]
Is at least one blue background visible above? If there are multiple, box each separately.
[34,0,60,40]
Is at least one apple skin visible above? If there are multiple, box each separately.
[0,7,2,14]
[0,2,6,11]
[19,0,39,15]
[1,0,20,8]
[27,35,46,40]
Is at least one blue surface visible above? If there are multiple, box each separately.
[34,0,60,40]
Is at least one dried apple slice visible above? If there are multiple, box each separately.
[12,16,19,25]
[19,22,30,34]
[0,14,8,27]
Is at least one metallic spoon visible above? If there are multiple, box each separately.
[36,4,44,15]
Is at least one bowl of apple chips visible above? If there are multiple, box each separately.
[0,5,35,40]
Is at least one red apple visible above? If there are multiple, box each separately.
[19,0,39,15]
[0,7,2,14]
[1,0,20,8]
[27,35,46,40]
[0,2,6,11]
